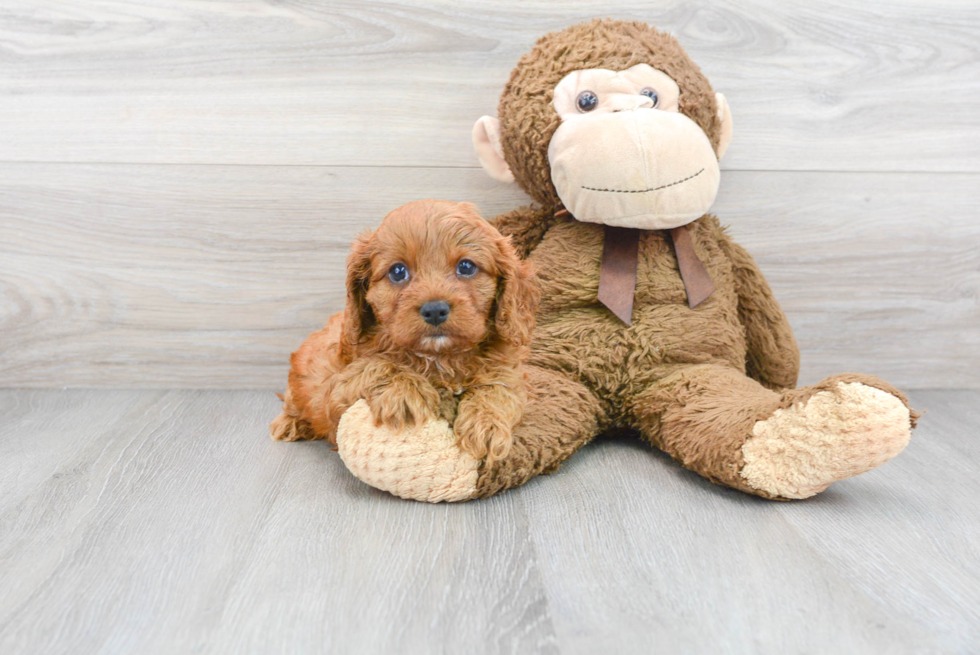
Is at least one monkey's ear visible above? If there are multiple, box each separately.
[472,116,515,183]
[715,93,733,161]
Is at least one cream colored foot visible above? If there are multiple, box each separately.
[740,382,912,499]
[336,400,480,503]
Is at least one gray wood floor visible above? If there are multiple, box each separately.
[1,389,977,654]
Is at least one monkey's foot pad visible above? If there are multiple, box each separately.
[336,400,480,502]
[740,382,912,499]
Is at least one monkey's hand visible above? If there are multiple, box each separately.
[336,400,481,503]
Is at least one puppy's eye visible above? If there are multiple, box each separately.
[455,259,478,278]
[640,87,659,107]
[388,263,409,284]
[576,90,598,113]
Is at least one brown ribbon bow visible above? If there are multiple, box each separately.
[556,208,715,325]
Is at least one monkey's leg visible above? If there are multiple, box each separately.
[629,365,917,499]
[336,365,605,502]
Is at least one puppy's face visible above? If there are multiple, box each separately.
[354,201,505,355]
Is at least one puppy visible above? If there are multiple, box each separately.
[270,199,539,465]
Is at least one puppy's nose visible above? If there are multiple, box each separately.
[420,300,451,326]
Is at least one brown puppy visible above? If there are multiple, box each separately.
[270,199,539,465]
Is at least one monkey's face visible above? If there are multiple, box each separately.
[546,64,726,230]
[472,20,734,222]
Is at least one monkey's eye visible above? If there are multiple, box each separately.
[640,87,659,107]
[576,90,598,113]
[388,263,410,284]
[455,259,478,278]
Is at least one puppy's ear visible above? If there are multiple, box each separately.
[492,235,539,348]
[340,230,375,361]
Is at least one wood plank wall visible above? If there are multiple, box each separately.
[1,1,977,389]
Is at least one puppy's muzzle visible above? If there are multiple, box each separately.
[420,301,451,326]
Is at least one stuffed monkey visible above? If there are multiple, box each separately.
[335,19,918,502]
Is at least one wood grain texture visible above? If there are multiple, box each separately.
[0,389,976,654]
[0,0,977,171]
[518,388,980,654]
[0,390,558,655]
[1,164,976,389]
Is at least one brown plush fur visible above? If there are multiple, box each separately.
[464,20,916,499]
[271,200,539,466]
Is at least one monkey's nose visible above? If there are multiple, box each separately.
[610,94,654,112]
[420,301,451,326]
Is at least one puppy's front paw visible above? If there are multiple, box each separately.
[366,380,439,431]
[453,402,514,465]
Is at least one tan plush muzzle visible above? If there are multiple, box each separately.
[548,108,720,230]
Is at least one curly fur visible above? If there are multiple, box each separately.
[271,200,539,466]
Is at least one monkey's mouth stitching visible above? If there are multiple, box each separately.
[581,168,705,194]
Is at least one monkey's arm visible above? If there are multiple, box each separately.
[489,205,560,259]
[715,226,800,391]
